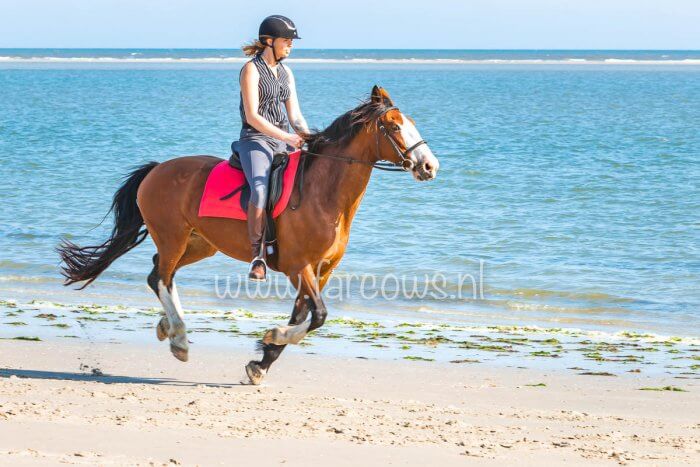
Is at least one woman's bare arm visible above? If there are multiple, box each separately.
[240,62,294,142]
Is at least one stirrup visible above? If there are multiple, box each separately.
[248,256,268,282]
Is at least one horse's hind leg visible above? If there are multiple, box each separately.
[146,226,192,362]
[152,233,217,343]
[147,254,170,341]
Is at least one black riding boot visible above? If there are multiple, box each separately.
[247,202,267,281]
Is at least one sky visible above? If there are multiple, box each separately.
[0,0,698,49]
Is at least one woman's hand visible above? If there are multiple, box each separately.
[284,133,305,148]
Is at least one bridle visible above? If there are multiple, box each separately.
[375,106,428,171]
[288,106,428,210]
[300,106,428,172]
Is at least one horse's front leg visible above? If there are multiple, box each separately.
[246,264,329,384]
[262,293,313,346]
[245,293,311,385]
[262,264,328,346]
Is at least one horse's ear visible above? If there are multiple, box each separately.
[371,85,394,106]
[371,85,383,103]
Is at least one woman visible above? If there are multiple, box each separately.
[233,15,309,282]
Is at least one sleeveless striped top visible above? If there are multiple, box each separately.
[239,53,291,134]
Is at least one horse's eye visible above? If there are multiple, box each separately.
[391,124,401,132]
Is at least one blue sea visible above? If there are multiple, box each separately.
[0,49,698,337]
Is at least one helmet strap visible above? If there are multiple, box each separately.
[268,38,282,65]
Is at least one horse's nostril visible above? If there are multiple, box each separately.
[423,162,432,172]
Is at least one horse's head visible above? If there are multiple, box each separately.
[371,85,439,181]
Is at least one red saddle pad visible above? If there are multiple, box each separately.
[198,150,302,220]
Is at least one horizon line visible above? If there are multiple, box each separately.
[1,47,699,52]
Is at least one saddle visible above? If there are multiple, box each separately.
[226,149,290,213]
[197,148,303,261]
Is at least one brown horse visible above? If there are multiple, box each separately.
[58,85,439,384]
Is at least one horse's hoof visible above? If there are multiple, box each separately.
[245,361,266,385]
[156,317,169,341]
[170,344,189,362]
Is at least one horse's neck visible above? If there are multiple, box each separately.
[305,138,374,224]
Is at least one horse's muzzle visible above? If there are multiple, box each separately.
[413,158,438,181]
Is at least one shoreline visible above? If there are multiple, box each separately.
[1,272,697,338]
[1,297,698,380]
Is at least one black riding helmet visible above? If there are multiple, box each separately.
[259,15,301,40]
[258,15,300,64]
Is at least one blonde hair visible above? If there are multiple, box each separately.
[242,37,271,57]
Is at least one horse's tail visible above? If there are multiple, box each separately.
[58,161,160,289]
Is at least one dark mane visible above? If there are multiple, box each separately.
[303,99,389,168]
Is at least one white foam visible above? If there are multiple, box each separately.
[0,56,699,65]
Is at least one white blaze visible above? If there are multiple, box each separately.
[398,117,439,177]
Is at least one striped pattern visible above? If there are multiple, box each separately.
[240,53,291,132]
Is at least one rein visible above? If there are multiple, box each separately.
[289,106,428,210]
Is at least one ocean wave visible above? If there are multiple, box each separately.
[488,287,636,303]
[0,275,59,283]
[1,56,699,65]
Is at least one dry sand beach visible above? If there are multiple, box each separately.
[0,300,698,466]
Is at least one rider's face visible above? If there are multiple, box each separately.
[271,38,293,58]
